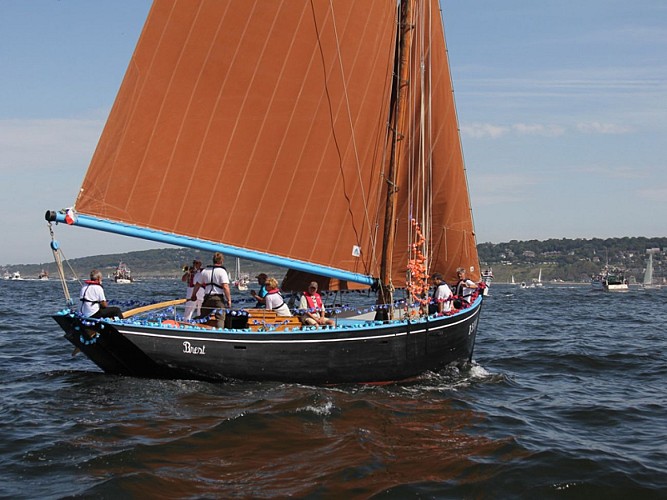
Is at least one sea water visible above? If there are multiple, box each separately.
[0,279,665,498]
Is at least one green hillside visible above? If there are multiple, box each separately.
[3,236,665,284]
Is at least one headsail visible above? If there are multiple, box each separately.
[389,0,479,285]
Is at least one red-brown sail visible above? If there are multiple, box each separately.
[74,0,478,288]
[389,0,479,285]
[76,0,397,281]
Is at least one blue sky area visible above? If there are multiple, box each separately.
[1,1,666,265]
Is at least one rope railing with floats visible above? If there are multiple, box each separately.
[109,285,485,326]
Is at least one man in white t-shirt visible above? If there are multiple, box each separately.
[79,269,123,319]
[429,273,453,315]
[191,252,231,328]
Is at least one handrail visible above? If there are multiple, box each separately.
[123,298,186,318]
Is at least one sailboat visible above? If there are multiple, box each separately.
[233,258,249,291]
[642,252,660,289]
[44,0,482,384]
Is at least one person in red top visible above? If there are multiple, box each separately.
[299,281,335,327]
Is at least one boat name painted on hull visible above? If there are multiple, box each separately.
[469,318,478,336]
[183,341,206,355]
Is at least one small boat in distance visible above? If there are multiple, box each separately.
[113,262,133,284]
[38,269,49,280]
[591,266,629,292]
[233,258,249,291]
[3,271,23,280]
[481,268,493,295]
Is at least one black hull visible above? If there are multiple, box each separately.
[54,298,482,384]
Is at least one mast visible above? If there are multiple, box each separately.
[378,0,415,312]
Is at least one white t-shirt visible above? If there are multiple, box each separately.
[79,282,106,317]
[265,290,291,316]
[195,266,230,294]
[457,279,477,303]
[434,283,453,313]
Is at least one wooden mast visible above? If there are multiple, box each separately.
[378,0,415,315]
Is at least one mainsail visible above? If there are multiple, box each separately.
[68,0,478,289]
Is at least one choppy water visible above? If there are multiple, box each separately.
[1,279,666,498]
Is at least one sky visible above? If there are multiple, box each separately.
[1,1,666,265]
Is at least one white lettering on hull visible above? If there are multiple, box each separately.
[183,341,206,355]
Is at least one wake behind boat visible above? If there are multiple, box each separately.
[45,0,483,384]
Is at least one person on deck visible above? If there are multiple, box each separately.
[191,252,231,328]
[250,273,268,308]
[182,258,204,320]
[454,267,478,306]
[429,273,453,315]
[299,281,335,327]
[264,277,292,317]
[79,270,123,319]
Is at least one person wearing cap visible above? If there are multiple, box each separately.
[454,267,478,305]
[182,258,204,320]
[299,281,335,327]
[429,272,453,315]
[250,273,269,308]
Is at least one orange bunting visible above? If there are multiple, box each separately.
[406,219,430,310]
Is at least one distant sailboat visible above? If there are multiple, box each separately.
[233,258,249,291]
[45,0,483,384]
[642,253,660,289]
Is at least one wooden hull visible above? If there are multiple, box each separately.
[53,297,482,384]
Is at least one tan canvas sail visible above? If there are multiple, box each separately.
[390,0,479,285]
[284,0,479,291]
[75,0,397,282]
[74,0,477,289]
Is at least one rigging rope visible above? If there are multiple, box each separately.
[47,222,76,307]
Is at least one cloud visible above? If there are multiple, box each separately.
[575,164,645,179]
[470,172,539,206]
[636,186,667,202]
[576,121,633,134]
[513,123,565,137]
[462,120,635,139]
[461,123,509,139]
[0,117,103,171]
